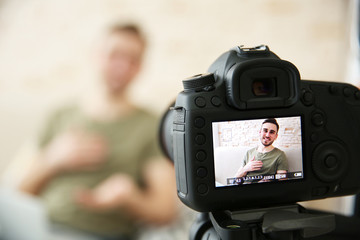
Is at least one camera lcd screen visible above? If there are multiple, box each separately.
[212,116,303,187]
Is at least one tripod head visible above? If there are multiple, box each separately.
[190,204,335,240]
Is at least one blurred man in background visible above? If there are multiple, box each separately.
[18,23,177,240]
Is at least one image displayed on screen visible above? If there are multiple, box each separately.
[212,116,304,187]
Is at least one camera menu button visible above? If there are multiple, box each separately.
[195,97,206,108]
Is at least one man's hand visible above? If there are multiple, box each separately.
[74,160,178,225]
[44,131,108,173]
[235,156,263,178]
[18,130,108,196]
[243,156,263,172]
[74,174,138,211]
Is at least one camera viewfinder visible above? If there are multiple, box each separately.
[252,77,277,97]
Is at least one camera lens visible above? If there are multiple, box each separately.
[252,78,276,96]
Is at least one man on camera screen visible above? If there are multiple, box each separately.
[235,118,288,183]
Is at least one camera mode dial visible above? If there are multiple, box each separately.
[183,73,215,92]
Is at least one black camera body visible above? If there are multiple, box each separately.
[160,45,360,212]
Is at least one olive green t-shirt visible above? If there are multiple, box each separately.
[38,105,161,238]
[242,147,288,177]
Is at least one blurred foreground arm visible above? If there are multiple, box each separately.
[75,159,178,225]
[19,131,107,195]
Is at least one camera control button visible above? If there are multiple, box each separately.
[194,117,205,128]
[343,87,352,97]
[355,91,360,100]
[195,134,206,145]
[311,113,325,127]
[195,97,206,108]
[310,133,318,142]
[301,90,314,106]
[174,124,185,132]
[197,167,208,178]
[196,151,207,162]
[312,141,348,182]
[211,96,222,107]
[329,86,338,94]
[324,154,338,169]
[312,187,329,196]
[197,184,208,194]
[183,73,215,92]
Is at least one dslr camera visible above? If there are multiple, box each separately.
[160,45,360,213]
